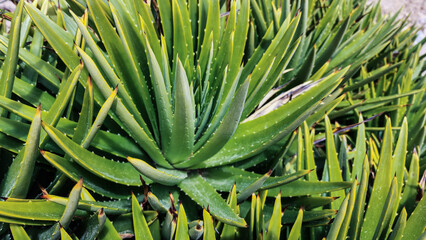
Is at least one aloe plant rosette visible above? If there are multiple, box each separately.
[0,0,425,239]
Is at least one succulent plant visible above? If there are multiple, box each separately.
[0,0,425,239]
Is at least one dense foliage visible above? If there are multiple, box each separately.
[0,0,425,239]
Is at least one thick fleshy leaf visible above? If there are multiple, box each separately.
[325,115,345,209]
[128,157,186,186]
[326,183,351,240]
[336,180,358,239]
[399,151,419,213]
[347,158,369,240]
[175,204,190,240]
[24,2,76,69]
[42,122,143,186]
[40,150,139,199]
[166,59,195,164]
[203,209,216,240]
[81,86,117,148]
[87,0,158,135]
[10,225,30,240]
[97,218,121,240]
[352,114,366,180]
[176,79,250,168]
[178,174,246,227]
[402,195,426,239]
[60,228,73,240]
[80,209,106,240]
[265,193,281,240]
[39,179,83,239]
[75,46,169,167]
[196,67,348,168]
[0,0,24,117]
[287,208,303,240]
[237,170,272,202]
[360,118,394,239]
[388,208,406,240]
[0,105,41,198]
[201,167,350,196]
[42,194,129,215]
[132,193,153,240]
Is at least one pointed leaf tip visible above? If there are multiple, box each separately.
[77,178,83,187]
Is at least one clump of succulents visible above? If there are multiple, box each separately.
[0,0,424,239]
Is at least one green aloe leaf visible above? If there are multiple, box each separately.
[80,86,116,147]
[202,166,351,196]
[375,177,399,239]
[147,192,168,213]
[348,157,369,240]
[40,150,139,199]
[127,157,186,186]
[326,190,351,240]
[41,122,143,186]
[10,225,30,240]
[0,105,41,198]
[352,114,366,180]
[162,209,176,240]
[24,2,76,69]
[388,208,406,240]
[220,184,238,239]
[171,0,192,70]
[132,193,153,240]
[343,62,402,93]
[166,59,195,164]
[0,215,52,226]
[283,196,338,210]
[9,72,55,110]
[282,209,336,225]
[265,193,282,240]
[360,118,394,239]
[203,209,216,240]
[87,0,158,136]
[178,174,247,228]
[399,151,419,213]
[175,204,190,240]
[41,64,83,144]
[325,115,345,209]
[188,220,203,240]
[402,195,426,239]
[80,209,106,240]
[75,46,169,168]
[0,0,24,117]
[287,45,316,92]
[70,11,147,132]
[145,44,173,151]
[97,218,121,240]
[73,77,94,147]
[237,170,272,202]
[176,78,250,168]
[287,208,303,240]
[197,67,348,168]
[314,16,350,72]
[336,180,358,239]
[39,179,83,240]
[330,89,424,118]
[60,228,73,240]
[42,194,129,214]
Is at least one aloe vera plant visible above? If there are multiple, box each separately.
[0,0,425,239]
